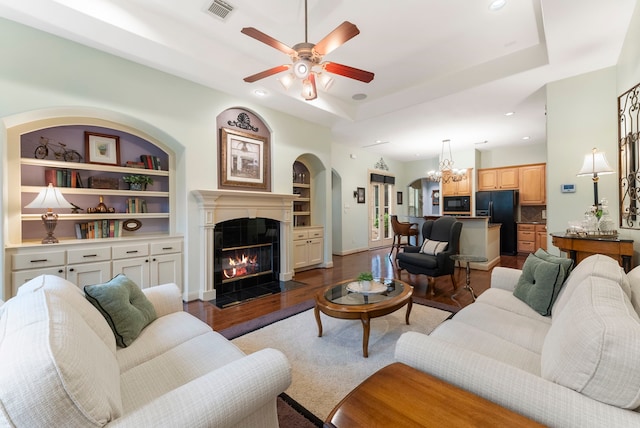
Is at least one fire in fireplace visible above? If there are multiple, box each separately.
[214,218,280,306]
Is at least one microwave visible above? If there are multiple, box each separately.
[443,196,471,213]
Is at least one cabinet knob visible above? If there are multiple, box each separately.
[68,268,75,272]
[58,269,64,273]
[152,258,157,262]
[145,259,149,263]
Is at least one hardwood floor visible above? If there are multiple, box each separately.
[184,247,528,331]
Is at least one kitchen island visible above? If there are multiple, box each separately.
[423,216,501,270]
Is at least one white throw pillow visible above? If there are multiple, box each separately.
[541,276,640,408]
[420,239,448,255]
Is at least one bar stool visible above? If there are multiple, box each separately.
[389,215,419,258]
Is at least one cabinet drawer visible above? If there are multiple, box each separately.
[293,230,309,240]
[307,228,323,239]
[12,251,65,270]
[518,241,536,253]
[535,224,547,233]
[112,243,149,260]
[517,231,536,241]
[67,246,111,264]
[517,224,536,231]
[150,239,183,255]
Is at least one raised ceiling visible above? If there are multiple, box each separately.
[0,0,636,161]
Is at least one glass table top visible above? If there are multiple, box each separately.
[323,278,406,305]
[450,254,488,263]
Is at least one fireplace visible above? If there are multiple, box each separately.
[214,218,280,305]
[193,189,299,302]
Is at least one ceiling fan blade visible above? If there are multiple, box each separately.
[313,21,360,56]
[241,27,296,55]
[323,62,374,83]
[243,65,291,83]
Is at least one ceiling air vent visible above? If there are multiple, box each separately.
[207,0,234,20]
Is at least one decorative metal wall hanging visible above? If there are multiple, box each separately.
[227,112,259,132]
[619,81,640,229]
[374,157,389,171]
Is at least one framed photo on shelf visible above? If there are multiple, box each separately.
[357,187,366,204]
[85,132,121,166]
[397,191,403,205]
[219,128,270,191]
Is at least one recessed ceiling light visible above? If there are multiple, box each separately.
[475,140,488,145]
[522,136,530,140]
[504,111,515,116]
[489,0,506,11]
[352,93,367,101]
[254,89,267,96]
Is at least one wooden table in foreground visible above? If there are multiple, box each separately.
[314,278,413,358]
[325,362,544,428]
[551,232,634,272]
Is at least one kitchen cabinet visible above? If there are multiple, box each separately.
[535,224,547,251]
[442,168,472,196]
[517,224,536,254]
[477,167,519,191]
[293,227,324,269]
[517,223,547,254]
[519,164,546,205]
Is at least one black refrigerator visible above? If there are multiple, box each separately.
[476,190,519,255]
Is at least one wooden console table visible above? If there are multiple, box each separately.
[325,362,543,427]
[551,233,634,272]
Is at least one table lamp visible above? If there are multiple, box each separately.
[577,148,615,207]
[25,183,74,243]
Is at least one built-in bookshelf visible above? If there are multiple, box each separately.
[13,124,172,243]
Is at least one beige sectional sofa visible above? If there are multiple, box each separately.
[0,275,291,427]
[395,253,640,427]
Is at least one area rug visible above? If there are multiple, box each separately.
[231,303,452,421]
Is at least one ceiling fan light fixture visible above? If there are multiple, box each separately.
[293,60,312,79]
[278,73,295,90]
[301,73,317,101]
[317,72,334,91]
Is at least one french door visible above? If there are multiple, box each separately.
[368,181,393,248]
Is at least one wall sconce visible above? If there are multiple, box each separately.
[353,190,358,198]
[577,147,615,207]
[24,183,74,244]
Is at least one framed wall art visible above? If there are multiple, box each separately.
[356,187,365,204]
[219,128,270,191]
[85,132,120,166]
[397,191,403,205]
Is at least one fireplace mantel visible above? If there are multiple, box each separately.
[193,189,299,300]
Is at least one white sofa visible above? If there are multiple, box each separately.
[395,253,640,427]
[0,275,291,427]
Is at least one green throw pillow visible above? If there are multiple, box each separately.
[534,248,574,276]
[514,254,566,316]
[84,274,157,347]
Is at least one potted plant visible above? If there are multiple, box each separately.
[357,271,374,291]
[123,174,153,191]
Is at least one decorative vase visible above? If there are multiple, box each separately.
[128,183,144,191]
[95,196,108,213]
[360,280,371,291]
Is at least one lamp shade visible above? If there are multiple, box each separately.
[577,149,615,176]
[25,183,74,210]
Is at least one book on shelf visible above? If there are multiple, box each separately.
[44,168,82,188]
[140,154,162,170]
[126,198,147,214]
[75,219,122,239]
[125,161,146,168]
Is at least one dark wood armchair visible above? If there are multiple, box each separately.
[389,215,419,258]
[396,216,462,295]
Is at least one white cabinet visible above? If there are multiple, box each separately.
[6,237,183,297]
[112,238,183,289]
[293,227,323,270]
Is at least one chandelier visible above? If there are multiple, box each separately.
[426,139,467,183]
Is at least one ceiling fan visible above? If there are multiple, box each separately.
[241,0,374,101]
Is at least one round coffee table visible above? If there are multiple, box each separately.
[450,254,488,305]
[314,278,413,358]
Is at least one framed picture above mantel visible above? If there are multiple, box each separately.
[219,127,270,191]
